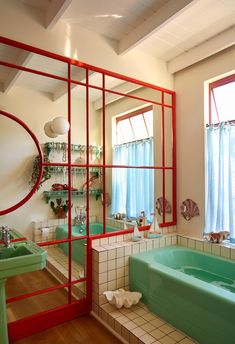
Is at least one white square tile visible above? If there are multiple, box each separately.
[220,246,230,258]
[108,280,117,290]
[231,248,235,260]
[125,245,132,256]
[109,236,117,244]
[139,333,156,344]
[117,234,124,242]
[99,272,108,283]
[153,239,160,248]
[108,259,116,271]
[166,237,172,246]
[195,240,203,251]
[116,277,125,288]
[108,249,116,260]
[188,239,195,249]
[203,242,212,253]
[99,261,107,273]
[147,240,153,251]
[181,237,188,247]
[99,250,108,262]
[117,257,125,268]
[133,244,140,254]
[117,247,125,258]
[108,270,116,281]
[140,242,147,252]
[117,267,125,278]
[172,236,177,245]
[211,244,221,256]
[100,237,108,245]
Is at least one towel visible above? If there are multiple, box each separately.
[103,289,142,309]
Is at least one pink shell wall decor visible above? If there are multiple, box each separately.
[180,199,199,221]
[156,197,172,216]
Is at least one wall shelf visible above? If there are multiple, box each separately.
[47,166,100,174]
[43,189,103,203]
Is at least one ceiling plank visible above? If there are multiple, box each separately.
[53,69,95,101]
[118,0,197,55]
[94,82,142,111]
[45,0,72,30]
[3,51,33,94]
[168,25,235,74]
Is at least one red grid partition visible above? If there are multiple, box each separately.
[0,36,176,341]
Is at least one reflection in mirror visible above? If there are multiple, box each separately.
[0,114,39,212]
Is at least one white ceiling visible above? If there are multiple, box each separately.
[0,0,234,99]
[19,0,235,69]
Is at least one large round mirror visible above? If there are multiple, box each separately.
[0,111,43,215]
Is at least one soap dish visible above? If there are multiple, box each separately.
[147,233,163,239]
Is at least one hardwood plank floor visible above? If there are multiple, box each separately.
[13,315,122,344]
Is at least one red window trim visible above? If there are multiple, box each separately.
[116,105,153,123]
[209,73,235,125]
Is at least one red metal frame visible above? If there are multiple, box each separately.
[0,35,176,341]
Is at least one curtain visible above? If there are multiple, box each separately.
[205,123,235,241]
[112,138,154,221]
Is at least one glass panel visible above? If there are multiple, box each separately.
[144,110,153,137]
[165,107,173,167]
[213,81,235,122]
[72,282,87,300]
[7,287,70,322]
[117,119,134,144]
[129,114,147,140]
[71,238,86,282]
[164,92,173,107]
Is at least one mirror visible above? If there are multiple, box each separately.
[0,111,43,215]
[0,39,175,321]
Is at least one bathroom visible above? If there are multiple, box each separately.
[0,1,235,344]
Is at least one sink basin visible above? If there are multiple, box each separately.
[0,240,47,344]
[0,240,47,279]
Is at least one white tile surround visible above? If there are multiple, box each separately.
[91,233,235,344]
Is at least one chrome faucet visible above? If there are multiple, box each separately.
[74,206,86,227]
[1,226,11,248]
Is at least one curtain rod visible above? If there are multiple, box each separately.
[206,119,235,127]
[114,136,153,148]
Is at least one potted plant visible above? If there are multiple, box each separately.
[50,198,71,219]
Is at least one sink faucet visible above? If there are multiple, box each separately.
[1,226,11,248]
[74,206,86,226]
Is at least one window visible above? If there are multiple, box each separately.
[112,106,154,221]
[205,73,235,242]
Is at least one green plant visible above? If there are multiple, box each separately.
[50,198,71,218]
[29,155,51,190]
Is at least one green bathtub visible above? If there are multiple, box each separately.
[56,223,116,265]
[129,245,235,344]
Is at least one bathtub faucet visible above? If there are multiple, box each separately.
[0,226,11,248]
[74,206,86,226]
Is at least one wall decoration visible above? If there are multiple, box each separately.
[180,198,199,221]
[156,197,172,216]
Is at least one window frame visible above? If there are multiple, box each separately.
[209,73,235,125]
[116,105,153,144]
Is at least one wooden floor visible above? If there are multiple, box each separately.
[13,315,122,344]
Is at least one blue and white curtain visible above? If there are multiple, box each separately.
[205,123,235,241]
[112,138,154,221]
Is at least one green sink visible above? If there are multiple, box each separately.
[0,240,47,279]
[0,240,47,344]
[8,228,24,240]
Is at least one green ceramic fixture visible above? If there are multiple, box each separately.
[0,239,47,344]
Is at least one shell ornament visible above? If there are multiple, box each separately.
[180,199,199,221]
[156,197,172,216]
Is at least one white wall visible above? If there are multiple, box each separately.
[0,85,102,237]
[175,45,235,238]
[0,0,173,90]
